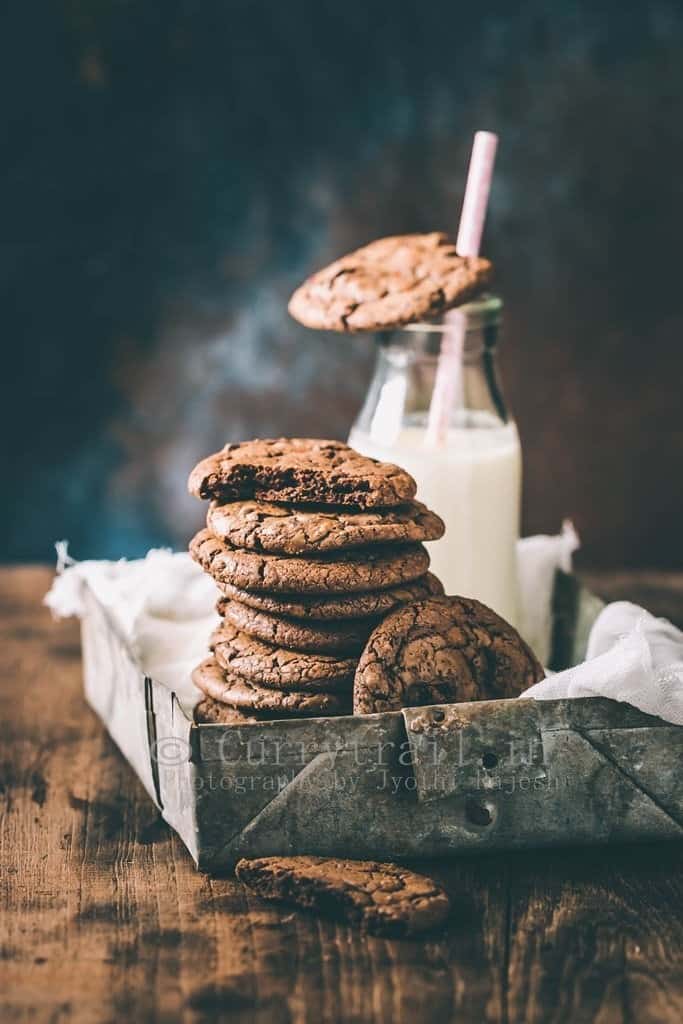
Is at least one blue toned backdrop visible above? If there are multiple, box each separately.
[2,0,682,566]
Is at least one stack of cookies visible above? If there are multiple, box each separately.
[187,438,445,723]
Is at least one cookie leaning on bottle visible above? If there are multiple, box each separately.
[287,231,491,333]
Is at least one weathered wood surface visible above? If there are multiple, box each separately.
[1,566,682,1023]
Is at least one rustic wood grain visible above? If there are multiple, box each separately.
[1,567,682,1023]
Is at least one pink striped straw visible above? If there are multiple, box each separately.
[425,131,498,446]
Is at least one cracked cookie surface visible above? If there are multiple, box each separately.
[288,232,491,332]
[215,572,444,620]
[194,696,264,725]
[207,498,444,554]
[189,437,416,507]
[235,856,451,936]
[218,597,375,655]
[192,657,350,715]
[210,622,357,688]
[190,528,429,594]
[353,596,545,714]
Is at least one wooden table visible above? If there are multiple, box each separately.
[2,566,682,1024]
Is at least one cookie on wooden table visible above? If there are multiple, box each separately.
[288,232,491,332]
[188,438,416,508]
[215,573,445,621]
[207,498,444,555]
[217,597,375,655]
[210,622,356,690]
[190,529,429,595]
[235,856,451,936]
[353,596,545,715]
[192,657,350,717]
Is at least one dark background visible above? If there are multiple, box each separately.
[2,0,682,567]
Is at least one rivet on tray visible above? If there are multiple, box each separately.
[465,797,495,828]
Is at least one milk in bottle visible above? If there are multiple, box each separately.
[349,295,522,626]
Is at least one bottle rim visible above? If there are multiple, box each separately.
[400,292,502,334]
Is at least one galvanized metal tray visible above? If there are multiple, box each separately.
[81,574,683,871]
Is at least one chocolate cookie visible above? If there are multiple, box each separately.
[192,658,350,716]
[190,529,429,595]
[210,622,356,689]
[194,696,263,726]
[353,596,545,715]
[215,572,444,620]
[189,438,416,508]
[288,232,492,332]
[218,598,375,655]
[207,498,444,555]
[235,856,451,936]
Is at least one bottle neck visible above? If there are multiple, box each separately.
[354,295,511,443]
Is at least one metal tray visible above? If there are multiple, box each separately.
[81,575,683,871]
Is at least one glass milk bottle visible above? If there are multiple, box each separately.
[349,295,521,626]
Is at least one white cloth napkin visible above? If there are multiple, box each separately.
[45,543,219,705]
[44,531,683,724]
[517,520,579,666]
[523,601,683,725]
